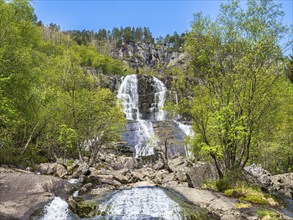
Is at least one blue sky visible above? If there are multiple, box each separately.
[33,0,292,53]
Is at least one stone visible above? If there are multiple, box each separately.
[54,163,68,178]
[100,178,122,187]
[176,171,187,182]
[37,163,56,175]
[72,163,90,178]
[111,171,129,184]
[269,173,293,199]
[153,161,164,170]
[244,164,271,187]
[0,168,73,220]
[79,183,93,194]
[162,173,175,183]
[125,158,137,170]
[168,156,186,172]
[187,161,219,188]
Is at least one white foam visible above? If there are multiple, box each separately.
[42,197,69,220]
[99,187,182,219]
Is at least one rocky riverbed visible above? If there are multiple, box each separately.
[1,153,292,220]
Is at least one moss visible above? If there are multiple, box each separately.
[242,194,269,205]
[224,187,279,206]
[76,200,100,218]
[257,209,281,220]
[201,180,218,191]
[235,202,252,209]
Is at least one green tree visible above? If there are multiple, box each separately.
[184,0,290,177]
[0,0,42,150]
[38,49,126,165]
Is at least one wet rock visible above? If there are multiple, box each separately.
[80,183,93,194]
[0,168,73,220]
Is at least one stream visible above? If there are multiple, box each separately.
[39,186,218,220]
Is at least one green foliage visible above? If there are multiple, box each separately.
[182,0,291,177]
[224,186,278,206]
[257,209,281,220]
[0,0,126,166]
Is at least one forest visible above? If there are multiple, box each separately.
[0,0,292,177]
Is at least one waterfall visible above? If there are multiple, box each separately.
[42,197,69,220]
[174,121,194,158]
[153,76,167,121]
[98,187,182,219]
[118,74,158,157]
[118,74,193,158]
[117,75,140,120]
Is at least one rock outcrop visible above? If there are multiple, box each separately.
[112,41,189,70]
[0,167,73,220]
[245,164,293,199]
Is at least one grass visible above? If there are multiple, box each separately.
[257,209,281,220]
[224,187,279,206]
[200,172,279,207]
[235,202,252,209]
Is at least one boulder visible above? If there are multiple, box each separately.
[269,173,293,199]
[168,156,187,173]
[153,160,164,170]
[244,164,271,187]
[0,168,73,220]
[54,163,68,178]
[72,163,90,178]
[37,163,56,175]
[79,183,93,194]
[187,162,219,188]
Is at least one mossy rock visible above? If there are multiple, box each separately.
[76,200,100,218]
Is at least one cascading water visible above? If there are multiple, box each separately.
[174,121,194,157]
[118,74,194,158]
[118,74,158,157]
[97,187,182,219]
[42,197,69,220]
[153,76,167,121]
[117,75,140,120]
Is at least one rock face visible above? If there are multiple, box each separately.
[269,173,293,199]
[111,41,189,70]
[0,168,73,220]
[187,161,219,188]
[245,164,293,200]
[137,74,156,119]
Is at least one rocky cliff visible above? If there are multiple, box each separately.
[111,41,189,70]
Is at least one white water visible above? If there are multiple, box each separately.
[117,75,140,120]
[118,74,194,157]
[118,74,158,157]
[174,121,194,157]
[177,122,194,137]
[98,187,182,219]
[153,76,167,121]
[42,197,69,220]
